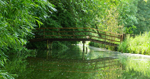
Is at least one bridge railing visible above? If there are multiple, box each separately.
[33,27,124,45]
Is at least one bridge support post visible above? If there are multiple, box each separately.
[86,47,88,54]
[82,50,85,60]
[82,41,85,53]
[123,34,126,41]
[47,40,53,59]
[47,40,53,50]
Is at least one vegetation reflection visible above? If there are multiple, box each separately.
[21,45,122,79]
[119,54,150,79]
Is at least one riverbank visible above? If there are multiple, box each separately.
[118,32,150,55]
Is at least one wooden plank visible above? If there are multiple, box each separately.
[90,36,120,43]
[33,35,120,44]
[31,27,123,46]
[34,28,122,40]
[29,38,91,42]
[91,39,118,46]
[44,35,89,37]
[35,31,92,33]
[29,38,118,46]
[34,31,97,35]
[35,27,123,36]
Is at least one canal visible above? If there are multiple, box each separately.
[4,45,150,79]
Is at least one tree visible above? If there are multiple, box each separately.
[0,0,56,78]
[135,0,150,34]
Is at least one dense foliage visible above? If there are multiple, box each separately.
[134,0,150,34]
[32,0,140,49]
[29,0,150,50]
[39,0,139,34]
[0,0,55,78]
[1,0,150,78]
[118,32,150,55]
[118,0,150,54]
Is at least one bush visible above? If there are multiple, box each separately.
[118,32,150,55]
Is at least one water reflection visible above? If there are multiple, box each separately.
[3,51,36,79]
[119,53,150,79]
[4,45,150,79]
[21,45,122,79]
[25,58,121,79]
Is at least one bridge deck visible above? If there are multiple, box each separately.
[29,38,118,46]
[29,27,123,47]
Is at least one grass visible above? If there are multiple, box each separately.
[118,32,150,55]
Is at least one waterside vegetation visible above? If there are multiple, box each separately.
[1,0,150,78]
[119,32,150,55]
[0,0,56,78]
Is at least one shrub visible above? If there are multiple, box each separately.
[118,32,150,55]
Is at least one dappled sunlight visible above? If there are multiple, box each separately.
[1,0,150,78]
[75,41,91,53]
[144,0,148,2]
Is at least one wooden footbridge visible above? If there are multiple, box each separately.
[29,27,125,50]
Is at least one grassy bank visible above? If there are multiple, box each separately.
[118,32,150,55]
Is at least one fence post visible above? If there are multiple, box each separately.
[123,34,126,41]
[120,35,123,43]
[120,34,126,42]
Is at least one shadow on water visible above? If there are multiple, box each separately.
[3,45,150,79]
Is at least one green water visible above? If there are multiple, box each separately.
[4,45,150,79]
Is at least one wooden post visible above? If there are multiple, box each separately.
[120,35,122,43]
[47,40,49,59]
[120,34,125,43]
[47,40,53,50]
[50,41,53,50]
[82,50,85,60]
[82,41,85,53]
[49,41,53,51]
[86,47,88,54]
[123,34,126,41]
[43,29,45,38]
[47,40,49,50]
[47,40,53,59]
